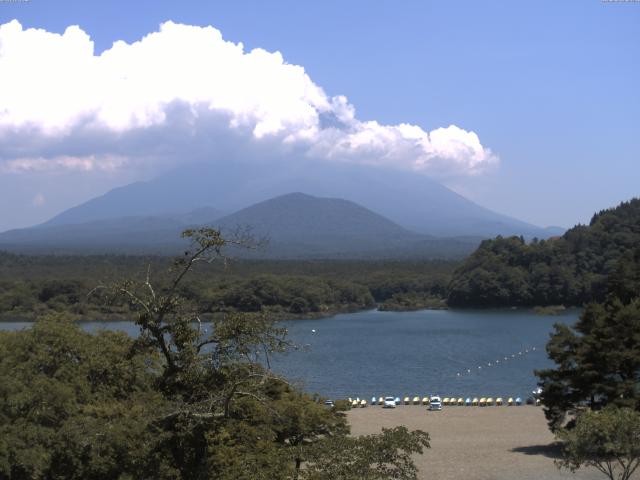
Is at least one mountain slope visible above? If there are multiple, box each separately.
[40,161,556,238]
[0,193,481,258]
[448,198,640,307]
[213,192,482,258]
[216,192,410,239]
[0,207,223,255]
[213,192,420,258]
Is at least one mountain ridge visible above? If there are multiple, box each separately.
[0,192,481,258]
[38,161,559,239]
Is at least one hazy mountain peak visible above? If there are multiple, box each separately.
[36,161,552,239]
[0,191,481,258]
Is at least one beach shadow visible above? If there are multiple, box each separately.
[511,442,564,459]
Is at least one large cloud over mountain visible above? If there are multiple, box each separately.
[0,20,497,177]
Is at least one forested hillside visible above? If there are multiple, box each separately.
[448,198,640,307]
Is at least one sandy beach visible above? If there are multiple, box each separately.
[348,405,635,480]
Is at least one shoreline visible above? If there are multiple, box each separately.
[0,303,581,323]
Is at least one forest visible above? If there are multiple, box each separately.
[0,229,431,479]
[0,252,455,320]
[448,198,640,308]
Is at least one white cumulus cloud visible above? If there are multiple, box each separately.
[0,20,497,177]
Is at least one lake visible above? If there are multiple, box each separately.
[0,308,579,401]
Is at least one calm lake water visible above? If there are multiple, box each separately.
[0,308,579,401]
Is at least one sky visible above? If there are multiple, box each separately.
[0,0,638,232]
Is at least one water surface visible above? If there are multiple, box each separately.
[273,308,579,400]
[0,308,579,401]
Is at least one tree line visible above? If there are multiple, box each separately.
[448,198,640,308]
[0,253,455,320]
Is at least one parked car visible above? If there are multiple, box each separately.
[428,396,442,411]
[383,396,397,408]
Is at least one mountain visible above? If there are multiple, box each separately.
[39,161,558,238]
[213,192,480,258]
[216,192,409,240]
[162,206,224,225]
[0,207,222,255]
[0,193,481,258]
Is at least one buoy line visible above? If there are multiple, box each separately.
[454,346,539,378]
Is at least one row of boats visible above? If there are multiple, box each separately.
[348,395,541,408]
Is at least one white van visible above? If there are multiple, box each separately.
[428,396,442,411]
[383,396,397,408]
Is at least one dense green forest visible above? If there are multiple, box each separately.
[448,199,640,307]
[0,229,430,479]
[0,252,455,320]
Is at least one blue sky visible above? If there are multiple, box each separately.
[0,0,638,230]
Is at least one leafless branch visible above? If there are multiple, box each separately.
[145,263,157,300]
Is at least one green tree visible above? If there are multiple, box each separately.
[536,245,640,432]
[0,227,431,479]
[107,227,430,478]
[556,407,640,480]
[537,297,640,431]
[0,315,170,480]
[301,426,430,480]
